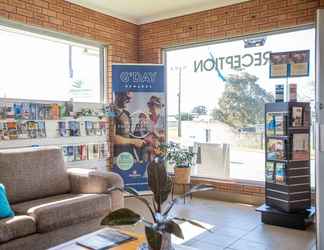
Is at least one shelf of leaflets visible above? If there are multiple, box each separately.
[264,102,311,213]
[0,98,109,170]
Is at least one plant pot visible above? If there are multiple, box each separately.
[174,167,191,184]
[140,227,174,250]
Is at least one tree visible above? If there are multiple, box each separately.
[192,106,207,116]
[212,72,274,128]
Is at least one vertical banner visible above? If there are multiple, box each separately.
[112,64,166,191]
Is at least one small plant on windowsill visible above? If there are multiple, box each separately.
[164,143,195,185]
[101,158,214,250]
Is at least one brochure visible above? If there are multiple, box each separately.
[74,145,81,161]
[68,121,80,136]
[76,229,135,250]
[266,113,275,136]
[265,161,275,183]
[80,144,87,160]
[275,162,286,184]
[292,133,309,160]
[292,107,303,127]
[267,138,286,161]
[58,122,67,137]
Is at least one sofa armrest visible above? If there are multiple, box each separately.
[67,168,124,210]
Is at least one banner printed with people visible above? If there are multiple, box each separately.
[112,64,166,191]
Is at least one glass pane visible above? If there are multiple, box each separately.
[166,28,315,186]
[0,26,101,103]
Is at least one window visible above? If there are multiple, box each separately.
[0,24,104,103]
[166,28,315,184]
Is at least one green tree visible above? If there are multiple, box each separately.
[212,72,274,128]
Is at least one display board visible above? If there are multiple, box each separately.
[0,98,108,170]
[112,64,166,191]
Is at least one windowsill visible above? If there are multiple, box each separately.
[169,173,265,197]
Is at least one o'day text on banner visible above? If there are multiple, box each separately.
[112,64,165,191]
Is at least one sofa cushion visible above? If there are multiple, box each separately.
[0,147,71,204]
[0,215,36,243]
[12,193,110,233]
[0,184,15,218]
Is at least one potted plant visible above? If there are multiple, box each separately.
[165,143,194,185]
[101,159,213,250]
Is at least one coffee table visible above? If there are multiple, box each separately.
[49,228,196,250]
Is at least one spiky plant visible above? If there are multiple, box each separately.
[101,160,214,250]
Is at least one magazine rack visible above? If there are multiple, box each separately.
[257,101,314,229]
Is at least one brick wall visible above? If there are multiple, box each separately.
[139,0,320,63]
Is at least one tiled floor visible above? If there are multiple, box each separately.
[123,197,316,250]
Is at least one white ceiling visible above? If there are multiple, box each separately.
[66,0,249,24]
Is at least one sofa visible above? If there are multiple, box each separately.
[0,147,124,250]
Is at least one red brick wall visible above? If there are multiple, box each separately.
[0,0,138,102]
[139,0,320,63]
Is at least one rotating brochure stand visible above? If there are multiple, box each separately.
[257,102,315,230]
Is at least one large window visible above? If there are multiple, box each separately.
[0,24,104,103]
[166,28,315,184]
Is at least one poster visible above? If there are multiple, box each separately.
[290,50,310,77]
[269,52,289,78]
[112,64,166,191]
[269,50,310,78]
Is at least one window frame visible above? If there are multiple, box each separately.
[163,25,315,186]
[0,18,108,104]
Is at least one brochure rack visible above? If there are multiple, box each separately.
[257,101,314,230]
[0,98,109,171]
[264,102,311,212]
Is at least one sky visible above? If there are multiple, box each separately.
[166,28,316,115]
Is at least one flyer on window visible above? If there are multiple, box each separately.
[112,64,166,191]
[269,52,289,78]
[289,50,310,77]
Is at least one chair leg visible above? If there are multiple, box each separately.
[171,183,174,200]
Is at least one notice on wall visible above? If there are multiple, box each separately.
[111,64,166,191]
[269,50,310,78]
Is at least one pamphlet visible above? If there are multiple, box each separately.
[76,229,136,250]
[292,107,303,127]
[292,133,309,160]
[267,138,286,161]
[265,162,275,183]
[275,162,286,184]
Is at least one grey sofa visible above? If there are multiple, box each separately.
[0,147,124,250]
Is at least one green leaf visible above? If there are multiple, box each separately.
[165,220,184,239]
[145,226,162,250]
[106,186,156,221]
[173,217,213,232]
[101,208,141,226]
[147,161,170,207]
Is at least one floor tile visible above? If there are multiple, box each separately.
[123,197,315,250]
[228,239,268,250]
[184,240,224,250]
